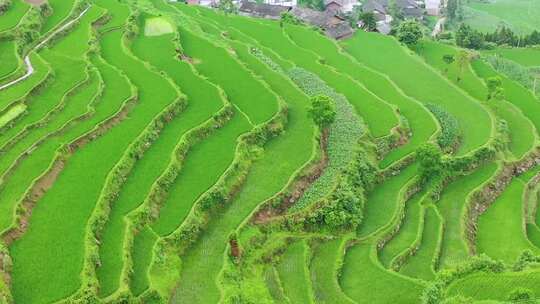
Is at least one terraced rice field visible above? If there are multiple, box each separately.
[0,0,539,303]
[463,0,540,34]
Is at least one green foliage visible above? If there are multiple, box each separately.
[308,95,336,129]
[485,55,540,96]
[426,104,461,151]
[0,0,11,15]
[287,67,364,211]
[456,23,485,50]
[280,11,301,27]
[486,76,505,101]
[297,0,324,11]
[397,20,423,46]
[507,288,534,303]
[442,54,455,65]
[417,143,443,180]
[218,0,237,15]
[359,12,377,31]
[445,0,459,20]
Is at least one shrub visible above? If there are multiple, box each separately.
[0,0,11,15]
[508,288,534,303]
[280,11,301,26]
[486,76,505,101]
[417,143,443,180]
[307,95,336,129]
[426,103,461,151]
[397,20,423,46]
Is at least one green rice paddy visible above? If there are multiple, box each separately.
[0,0,539,303]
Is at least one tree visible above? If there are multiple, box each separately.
[455,50,470,82]
[446,0,457,19]
[388,0,403,27]
[456,23,485,49]
[280,11,301,27]
[308,95,336,129]
[442,54,455,75]
[359,12,377,31]
[218,0,237,14]
[508,288,534,303]
[417,143,443,179]
[397,20,423,46]
[486,76,505,101]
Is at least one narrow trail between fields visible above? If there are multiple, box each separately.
[0,6,91,91]
[432,17,446,37]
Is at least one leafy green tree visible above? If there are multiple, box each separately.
[417,143,443,179]
[487,76,505,101]
[359,12,377,31]
[508,288,534,303]
[388,0,404,27]
[0,0,11,15]
[298,0,324,11]
[218,0,237,15]
[442,54,455,74]
[280,11,301,27]
[455,50,470,82]
[308,95,336,129]
[446,0,457,19]
[456,23,485,49]
[397,20,423,46]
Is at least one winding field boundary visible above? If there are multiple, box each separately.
[0,5,91,91]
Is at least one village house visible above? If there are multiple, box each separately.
[291,6,354,39]
[238,1,292,19]
[425,0,442,16]
[323,0,359,13]
[361,0,424,34]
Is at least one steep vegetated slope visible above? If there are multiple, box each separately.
[1,0,540,303]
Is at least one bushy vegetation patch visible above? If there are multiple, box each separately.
[286,67,364,211]
[485,55,540,96]
[425,104,461,153]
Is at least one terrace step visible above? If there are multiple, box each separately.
[357,164,418,238]
[379,191,425,268]
[342,31,493,156]
[398,205,443,281]
[477,166,540,263]
[340,241,424,303]
[95,14,246,298]
[437,163,499,269]
[277,240,313,304]
[309,238,355,304]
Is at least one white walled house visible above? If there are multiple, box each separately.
[425,0,442,15]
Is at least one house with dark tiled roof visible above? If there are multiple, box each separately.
[362,0,424,19]
[361,0,425,34]
[238,1,292,19]
[291,6,354,39]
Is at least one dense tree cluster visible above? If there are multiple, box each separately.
[0,0,11,15]
[308,95,337,129]
[397,20,423,46]
[456,23,540,49]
